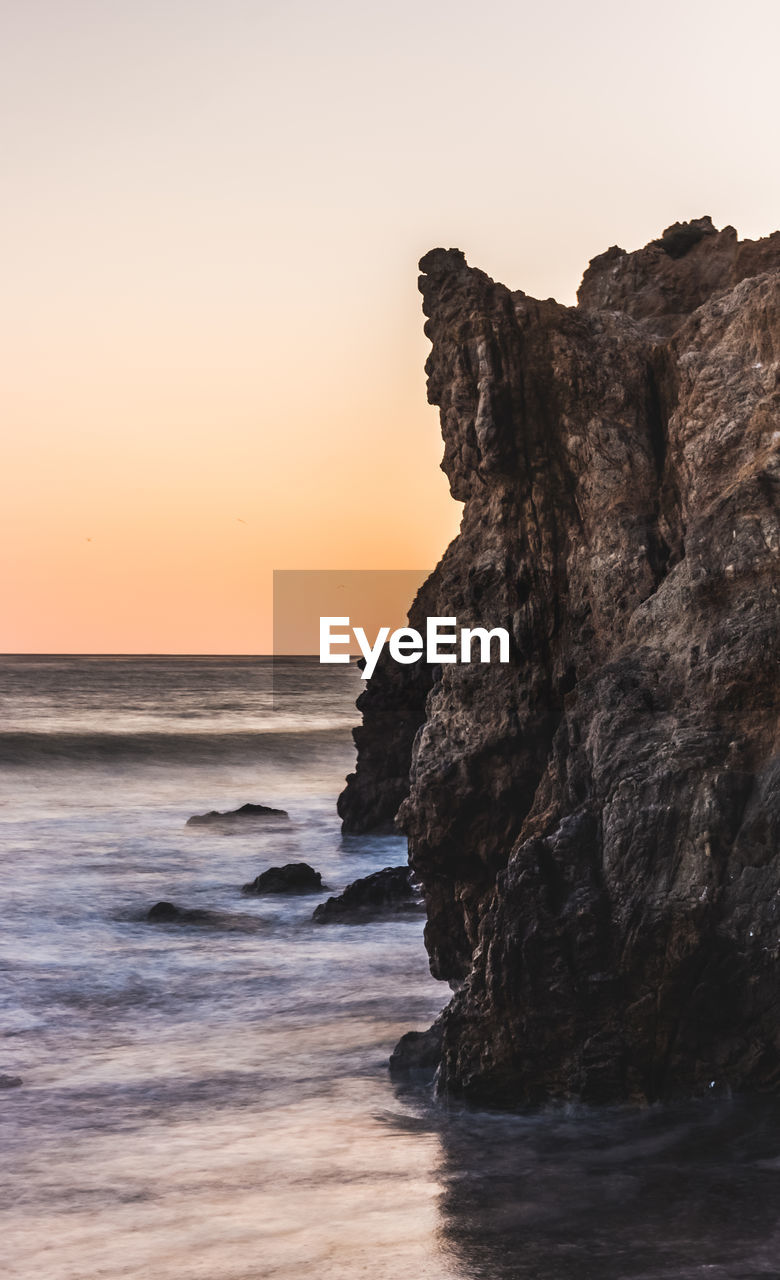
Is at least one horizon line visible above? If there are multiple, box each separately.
[0,652,361,659]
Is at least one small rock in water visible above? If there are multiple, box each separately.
[141,902,263,932]
[146,901,227,926]
[313,865,423,923]
[389,1021,443,1078]
[187,802,289,827]
[242,863,323,895]
[0,1074,23,1089]
[147,900,182,922]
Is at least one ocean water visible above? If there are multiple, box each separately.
[2,656,780,1280]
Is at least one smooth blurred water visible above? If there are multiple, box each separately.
[2,656,780,1280]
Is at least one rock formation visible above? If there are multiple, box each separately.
[312,865,423,923]
[187,802,288,826]
[241,863,322,895]
[339,217,780,1104]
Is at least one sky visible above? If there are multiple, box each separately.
[2,0,779,653]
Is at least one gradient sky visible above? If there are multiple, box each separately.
[2,0,779,652]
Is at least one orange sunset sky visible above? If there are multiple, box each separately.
[2,0,779,653]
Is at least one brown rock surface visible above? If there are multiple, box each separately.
[338,218,780,1104]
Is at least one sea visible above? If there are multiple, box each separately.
[2,655,780,1280]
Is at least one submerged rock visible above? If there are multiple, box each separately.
[242,863,322,895]
[339,218,780,1106]
[147,900,181,921]
[145,901,258,929]
[186,802,288,827]
[312,865,423,923]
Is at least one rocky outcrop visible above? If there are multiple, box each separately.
[187,802,288,826]
[241,863,322,895]
[148,900,204,922]
[337,594,441,833]
[578,216,780,337]
[339,218,780,1104]
[312,866,423,923]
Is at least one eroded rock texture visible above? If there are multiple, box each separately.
[338,217,780,1104]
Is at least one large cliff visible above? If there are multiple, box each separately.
[339,217,780,1105]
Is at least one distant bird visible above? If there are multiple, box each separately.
[237,518,247,524]
[85,537,93,542]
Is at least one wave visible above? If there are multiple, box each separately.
[0,725,354,766]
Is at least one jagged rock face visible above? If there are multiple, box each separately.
[338,219,780,1104]
[578,216,780,337]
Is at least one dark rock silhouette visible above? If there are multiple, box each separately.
[390,1020,443,1078]
[339,218,780,1105]
[187,802,288,827]
[242,863,322,895]
[148,900,182,921]
[0,1074,22,1089]
[337,659,433,834]
[312,865,423,923]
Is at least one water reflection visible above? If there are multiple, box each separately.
[410,1088,780,1278]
